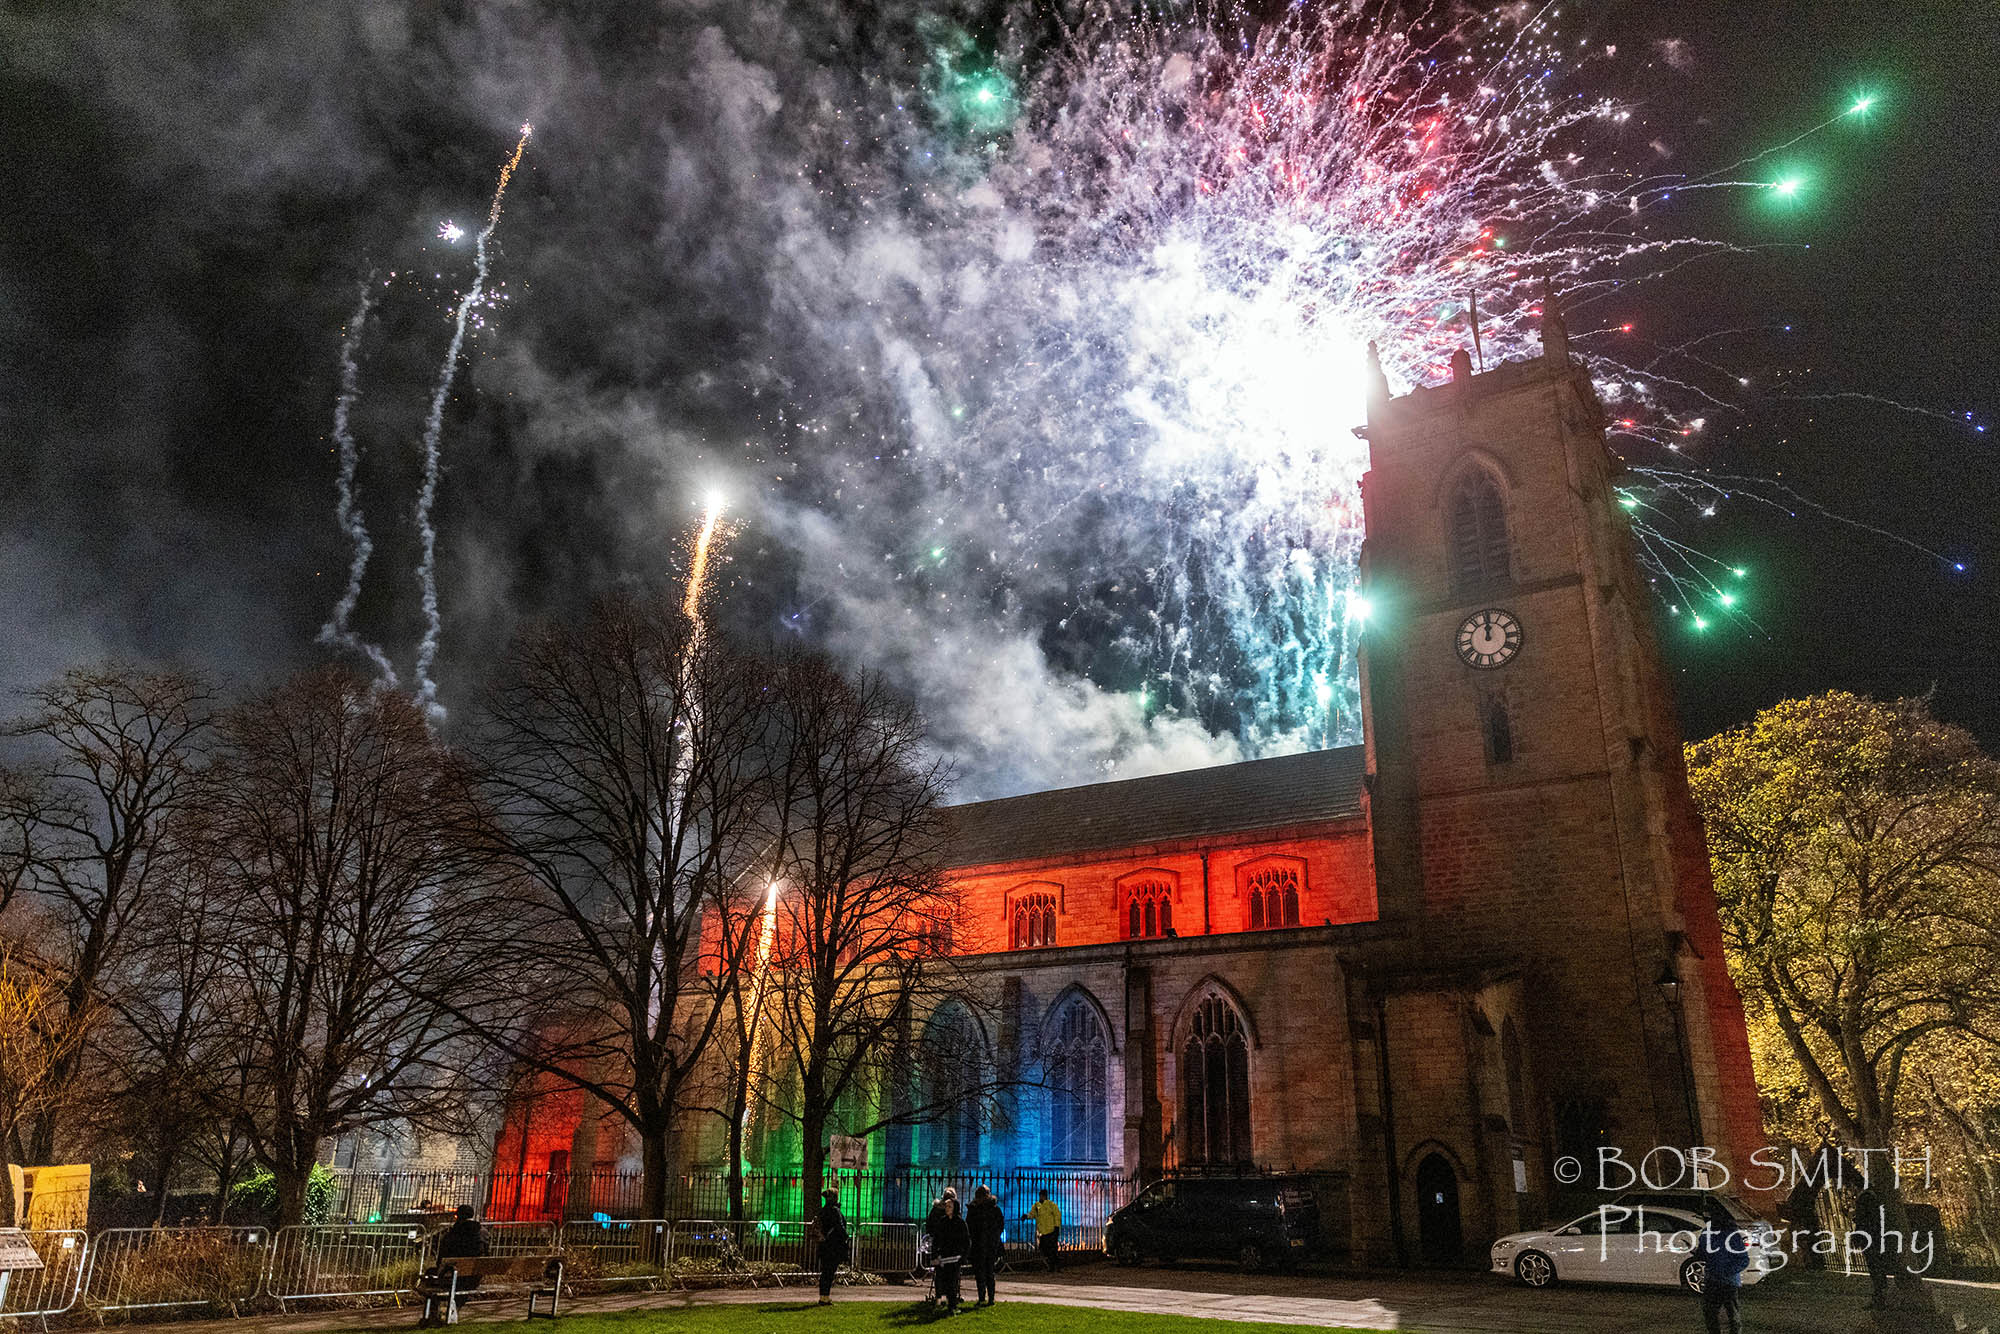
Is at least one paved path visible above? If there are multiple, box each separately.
[699,1269,2000,1333]
[105,1266,2000,1334]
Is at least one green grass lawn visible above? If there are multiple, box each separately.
[505,1304,1371,1334]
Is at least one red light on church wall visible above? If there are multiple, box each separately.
[942,821,1377,954]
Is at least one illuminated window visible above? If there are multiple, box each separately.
[1449,469,1511,595]
[1045,999,1108,1164]
[1125,880,1174,939]
[1244,865,1300,930]
[1011,892,1058,949]
[923,1005,982,1166]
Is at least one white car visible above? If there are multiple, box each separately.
[1490,1205,1779,1291]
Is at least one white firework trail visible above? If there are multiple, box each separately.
[412,123,531,722]
[316,279,399,686]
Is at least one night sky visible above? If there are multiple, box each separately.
[2,0,1994,797]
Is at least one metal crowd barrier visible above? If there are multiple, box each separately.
[80,1227,269,1317]
[556,1219,672,1288]
[0,1229,88,1320]
[752,1221,814,1284]
[264,1223,430,1309]
[25,1214,922,1318]
[859,1222,922,1279]
[664,1220,753,1286]
[477,1220,560,1257]
[741,1219,920,1286]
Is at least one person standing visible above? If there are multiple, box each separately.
[931,1192,970,1314]
[1025,1190,1062,1273]
[1695,1203,1749,1334]
[967,1185,1004,1307]
[1782,1176,1824,1271]
[812,1189,851,1306]
[1853,1180,1895,1311]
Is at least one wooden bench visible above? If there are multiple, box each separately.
[416,1256,563,1326]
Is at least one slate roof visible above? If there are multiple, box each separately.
[943,745,1368,869]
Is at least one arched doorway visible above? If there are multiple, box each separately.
[1415,1153,1463,1263]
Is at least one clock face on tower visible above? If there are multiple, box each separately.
[1456,609,1522,669]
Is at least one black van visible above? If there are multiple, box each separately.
[1105,1176,1321,1271]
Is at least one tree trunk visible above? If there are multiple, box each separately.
[801,1100,828,1224]
[274,1162,310,1229]
[212,1135,245,1223]
[640,1127,671,1222]
[24,1108,56,1168]
[0,1120,17,1227]
[151,1146,178,1228]
[727,1062,749,1223]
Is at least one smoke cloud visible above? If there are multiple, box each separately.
[6,0,1637,797]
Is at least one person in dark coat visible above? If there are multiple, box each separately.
[929,1194,970,1314]
[1854,1181,1896,1310]
[966,1186,1005,1307]
[1782,1176,1825,1270]
[434,1206,487,1305]
[1695,1203,1749,1334]
[813,1189,851,1305]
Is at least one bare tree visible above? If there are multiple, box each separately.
[468,594,774,1220]
[756,654,969,1218]
[193,668,496,1226]
[0,666,214,1162]
[99,834,245,1225]
[0,941,92,1225]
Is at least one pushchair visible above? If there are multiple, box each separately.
[915,1235,964,1311]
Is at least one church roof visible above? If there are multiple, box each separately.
[943,745,1367,868]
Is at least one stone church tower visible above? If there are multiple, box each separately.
[1355,304,1766,1250]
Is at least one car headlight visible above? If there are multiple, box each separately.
[1491,1238,1519,1252]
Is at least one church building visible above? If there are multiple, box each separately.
[495,312,1767,1266]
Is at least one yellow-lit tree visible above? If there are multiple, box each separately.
[1688,692,2000,1274]
[0,944,92,1226]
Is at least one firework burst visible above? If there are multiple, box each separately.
[775,0,1891,771]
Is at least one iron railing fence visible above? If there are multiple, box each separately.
[0,1229,88,1320]
[319,1166,1132,1249]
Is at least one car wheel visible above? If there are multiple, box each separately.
[1238,1243,1267,1273]
[1514,1251,1556,1288]
[1113,1240,1142,1267]
[1681,1258,1708,1293]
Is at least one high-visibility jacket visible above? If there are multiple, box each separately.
[1028,1199,1062,1237]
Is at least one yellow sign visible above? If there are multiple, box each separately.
[6,1164,90,1231]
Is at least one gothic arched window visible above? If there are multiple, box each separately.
[1045,998,1109,1164]
[1245,865,1300,930]
[923,1005,982,1166]
[1125,880,1174,939]
[1449,469,1511,595]
[1180,994,1252,1165]
[1012,892,1058,950]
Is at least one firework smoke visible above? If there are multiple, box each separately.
[316,280,398,686]
[730,2,1777,789]
[412,122,531,722]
